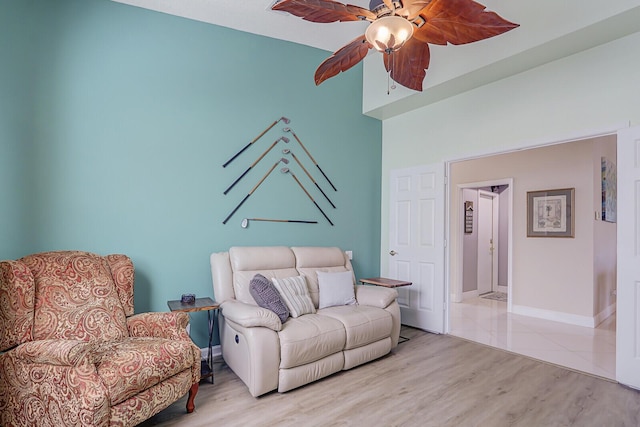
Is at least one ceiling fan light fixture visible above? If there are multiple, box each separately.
[365,16,414,53]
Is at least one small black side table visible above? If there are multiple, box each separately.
[167,297,219,383]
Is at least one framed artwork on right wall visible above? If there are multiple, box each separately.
[527,188,575,238]
[601,157,617,223]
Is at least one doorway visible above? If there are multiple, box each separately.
[455,180,512,307]
[446,135,617,380]
[477,190,498,296]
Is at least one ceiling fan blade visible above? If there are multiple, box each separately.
[315,35,372,85]
[412,0,519,46]
[383,37,430,91]
[395,0,432,20]
[272,0,377,23]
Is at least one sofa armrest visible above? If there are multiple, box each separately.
[355,285,398,309]
[127,312,192,341]
[221,300,282,331]
[12,339,94,367]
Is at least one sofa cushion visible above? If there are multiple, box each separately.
[249,274,289,323]
[318,305,392,350]
[292,247,351,308]
[94,337,196,406]
[277,314,345,369]
[272,276,315,318]
[317,270,357,309]
[229,246,299,305]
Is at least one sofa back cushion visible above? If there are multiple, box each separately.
[291,247,355,308]
[22,251,128,342]
[229,247,299,305]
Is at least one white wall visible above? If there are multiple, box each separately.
[363,2,640,118]
[379,32,640,320]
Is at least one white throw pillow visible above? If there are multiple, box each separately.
[272,275,316,318]
[317,270,357,309]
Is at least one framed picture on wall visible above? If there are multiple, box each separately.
[527,188,575,238]
[601,157,617,223]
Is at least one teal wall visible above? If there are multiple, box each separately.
[0,0,37,258]
[0,0,382,346]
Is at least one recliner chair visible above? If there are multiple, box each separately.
[0,251,200,427]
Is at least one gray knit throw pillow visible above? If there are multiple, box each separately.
[249,274,290,323]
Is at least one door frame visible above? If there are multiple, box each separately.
[442,121,627,335]
[477,189,500,295]
[452,179,513,312]
[616,124,640,389]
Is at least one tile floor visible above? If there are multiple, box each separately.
[449,296,616,380]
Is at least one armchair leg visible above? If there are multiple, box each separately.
[187,382,198,413]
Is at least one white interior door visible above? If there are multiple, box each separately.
[477,191,498,295]
[389,164,445,333]
[616,124,640,389]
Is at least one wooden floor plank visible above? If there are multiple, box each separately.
[140,327,640,427]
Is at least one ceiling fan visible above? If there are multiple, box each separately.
[272,0,519,92]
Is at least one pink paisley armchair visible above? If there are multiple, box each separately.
[0,251,201,427]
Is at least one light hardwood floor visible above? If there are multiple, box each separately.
[140,327,640,427]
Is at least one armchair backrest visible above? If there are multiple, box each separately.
[0,260,36,351]
[0,251,135,349]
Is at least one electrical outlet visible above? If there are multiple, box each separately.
[345,250,353,260]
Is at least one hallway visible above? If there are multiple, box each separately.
[449,297,616,380]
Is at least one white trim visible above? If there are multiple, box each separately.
[444,161,452,333]
[512,304,596,328]
[477,190,499,294]
[443,122,628,164]
[462,290,479,300]
[594,303,617,327]
[497,285,508,294]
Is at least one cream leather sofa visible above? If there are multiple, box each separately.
[210,246,401,397]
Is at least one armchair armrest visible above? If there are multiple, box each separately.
[355,286,398,309]
[220,300,282,331]
[127,312,191,341]
[12,340,93,367]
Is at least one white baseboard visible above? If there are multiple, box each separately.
[511,304,596,328]
[497,285,508,294]
[451,293,463,303]
[462,290,479,300]
[594,303,617,326]
[200,345,222,361]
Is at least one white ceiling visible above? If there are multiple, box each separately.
[111,0,640,119]
[112,0,371,52]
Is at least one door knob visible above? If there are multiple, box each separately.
[389,250,397,256]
